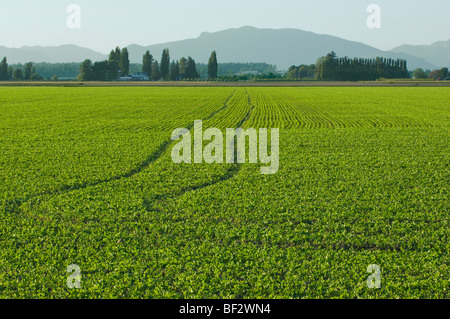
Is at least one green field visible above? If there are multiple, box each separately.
[0,87,448,298]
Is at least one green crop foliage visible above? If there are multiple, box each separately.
[0,87,448,299]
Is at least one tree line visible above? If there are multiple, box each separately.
[141,49,218,81]
[77,47,129,81]
[2,62,276,80]
[2,49,449,82]
[412,67,449,80]
[314,52,409,81]
[0,58,43,81]
[76,47,218,81]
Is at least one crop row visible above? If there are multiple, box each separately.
[0,87,448,298]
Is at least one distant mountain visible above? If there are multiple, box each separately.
[0,27,442,70]
[391,40,450,69]
[0,45,107,64]
[127,26,437,70]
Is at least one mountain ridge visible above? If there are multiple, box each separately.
[1,26,446,70]
[0,44,107,64]
[391,40,450,68]
[126,26,438,70]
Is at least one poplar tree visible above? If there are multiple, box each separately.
[24,62,33,80]
[179,57,187,77]
[114,47,121,63]
[185,56,199,79]
[151,60,161,80]
[169,60,180,81]
[160,49,170,80]
[208,51,218,80]
[0,57,8,81]
[120,48,130,76]
[142,50,153,78]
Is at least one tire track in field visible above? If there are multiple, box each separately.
[3,90,238,214]
[143,89,257,212]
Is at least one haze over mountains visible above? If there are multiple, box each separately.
[391,40,450,69]
[1,27,447,71]
[0,45,106,65]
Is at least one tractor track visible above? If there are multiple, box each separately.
[143,89,257,212]
[3,90,238,214]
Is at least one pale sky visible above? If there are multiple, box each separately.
[1,0,449,53]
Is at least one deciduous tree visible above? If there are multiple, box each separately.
[77,59,92,81]
[412,68,427,79]
[13,68,24,81]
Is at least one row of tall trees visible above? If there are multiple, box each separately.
[140,49,213,81]
[315,52,409,81]
[78,47,130,81]
[3,51,420,82]
[168,56,199,80]
[108,47,130,76]
[77,59,116,81]
[0,58,42,81]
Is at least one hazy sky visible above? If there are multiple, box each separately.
[1,0,449,53]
